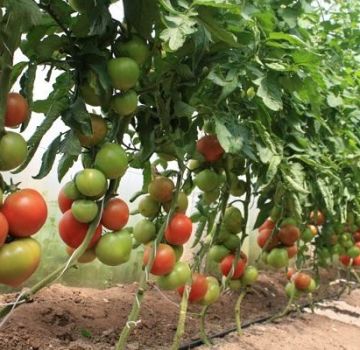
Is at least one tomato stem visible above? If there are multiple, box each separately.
[235,288,247,335]
[199,304,212,346]
[171,284,190,350]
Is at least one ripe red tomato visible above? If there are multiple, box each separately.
[258,217,275,232]
[58,189,74,213]
[257,228,280,250]
[287,244,298,258]
[293,272,311,290]
[352,256,360,266]
[339,255,351,266]
[5,93,28,127]
[58,210,102,248]
[310,210,325,226]
[220,254,246,279]
[0,212,9,247]
[2,189,48,237]
[101,198,129,231]
[196,135,224,162]
[278,224,300,246]
[165,213,192,245]
[143,243,176,276]
[177,273,208,302]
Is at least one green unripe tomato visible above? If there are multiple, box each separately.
[301,227,314,243]
[194,169,220,192]
[285,282,300,299]
[71,200,98,223]
[107,57,140,91]
[200,276,220,305]
[203,188,220,205]
[0,132,27,171]
[111,90,138,116]
[94,143,128,179]
[138,196,160,218]
[114,36,150,65]
[63,180,81,200]
[267,248,289,268]
[223,234,241,251]
[163,192,188,213]
[306,278,317,293]
[208,245,230,263]
[347,245,360,259]
[223,206,243,234]
[187,159,201,171]
[75,169,107,198]
[133,219,156,244]
[157,261,191,290]
[241,266,258,286]
[230,179,246,197]
[95,230,132,266]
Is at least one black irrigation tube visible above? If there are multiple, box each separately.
[179,291,341,350]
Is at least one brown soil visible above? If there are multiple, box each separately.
[0,270,341,350]
[202,289,360,350]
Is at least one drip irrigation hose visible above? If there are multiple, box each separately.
[178,291,341,350]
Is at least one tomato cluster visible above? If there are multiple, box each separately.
[257,216,301,269]
[285,269,316,299]
[0,189,47,287]
[57,119,131,265]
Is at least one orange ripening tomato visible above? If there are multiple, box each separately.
[258,217,275,232]
[310,210,325,226]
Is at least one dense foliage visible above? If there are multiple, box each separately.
[1,0,360,349]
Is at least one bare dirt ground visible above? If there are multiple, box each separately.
[0,270,357,350]
[200,289,360,350]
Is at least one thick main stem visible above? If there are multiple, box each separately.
[199,305,212,346]
[116,170,184,350]
[171,285,189,350]
[235,289,246,335]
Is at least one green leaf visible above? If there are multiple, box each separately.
[58,153,78,182]
[327,93,343,108]
[215,117,255,159]
[62,98,92,135]
[193,0,241,13]
[198,7,240,47]
[255,76,283,111]
[316,178,335,215]
[267,32,307,47]
[9,62,28,88]
[61,131,82,156]
[33,135,62,179]
[124,0,159,39]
